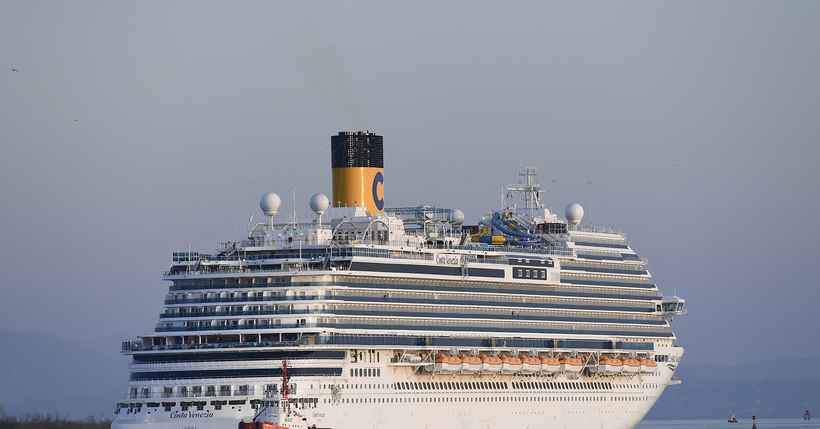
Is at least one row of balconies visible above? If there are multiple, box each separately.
[160,307,316,319]
[129,385,258,399]
[156,319,312,332]
[165,294,322,305]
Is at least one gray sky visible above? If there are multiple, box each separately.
[1,0,820,416]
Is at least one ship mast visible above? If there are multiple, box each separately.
[281,360,290,403]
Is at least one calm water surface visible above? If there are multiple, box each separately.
[639,419,819,429]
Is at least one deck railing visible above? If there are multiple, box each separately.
[164,242,576,277]
[122,334,656,354]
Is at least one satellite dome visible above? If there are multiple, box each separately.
[451,209,465,224]
[259,192,281,216]
[565,203,584,225]
[309,193,330,215]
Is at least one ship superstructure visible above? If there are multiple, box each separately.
[113,131,686,429]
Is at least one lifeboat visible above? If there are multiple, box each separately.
[560,356,584,374]
[480,354,502,373]
[598,356,623,375]
[622,358,641,374]
[540,356,561,374]
[501,355,522,374]
[460,354,482,373]
[433,352,462,373]
[520,355,541,374]
[639,358,657,374]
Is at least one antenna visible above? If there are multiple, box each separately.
[291,190,297,229]
[506,167,543,213]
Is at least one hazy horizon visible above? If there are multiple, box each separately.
[2,0,819,420]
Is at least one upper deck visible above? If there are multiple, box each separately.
[125,166,684,360]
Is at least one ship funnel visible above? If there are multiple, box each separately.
[330,130,384,216]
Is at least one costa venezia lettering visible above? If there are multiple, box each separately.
[169,411,214,419]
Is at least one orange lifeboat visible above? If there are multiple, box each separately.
[480,354,502,373]
[501,355,522,374]
[598,356,623,375]
[622,358,641,374]
[434,352,462,373]
[460,354,482,373]
[520,355,541,374]
[560,356,584,374]
[540,356,561,373]
[639,358,657,374]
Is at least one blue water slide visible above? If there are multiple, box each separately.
[491,212,542,245]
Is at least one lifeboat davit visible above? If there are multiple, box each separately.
[622,358,641,374]
[433,352,462,373]
[639,358,657,374]
[520,355,541,374]
[401,353,422,364]
[460,354,482,373]
[560,356,584,374]
[480,354,502,373]
[501,355,522,374]
[598,356,623,375]
[540,356,561,374]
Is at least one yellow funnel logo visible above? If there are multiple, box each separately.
[372,171,384,211]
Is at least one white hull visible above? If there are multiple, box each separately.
[113,358,677,429]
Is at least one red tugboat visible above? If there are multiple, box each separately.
[238,361,311,429]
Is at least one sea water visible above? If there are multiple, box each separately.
[638,419,820,429]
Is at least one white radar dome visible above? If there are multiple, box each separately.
[451,209,465,224]
[259,192,281,216]
[309,193,330,215]
[565,202,584,225]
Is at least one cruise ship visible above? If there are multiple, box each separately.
[112,131,687,429]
